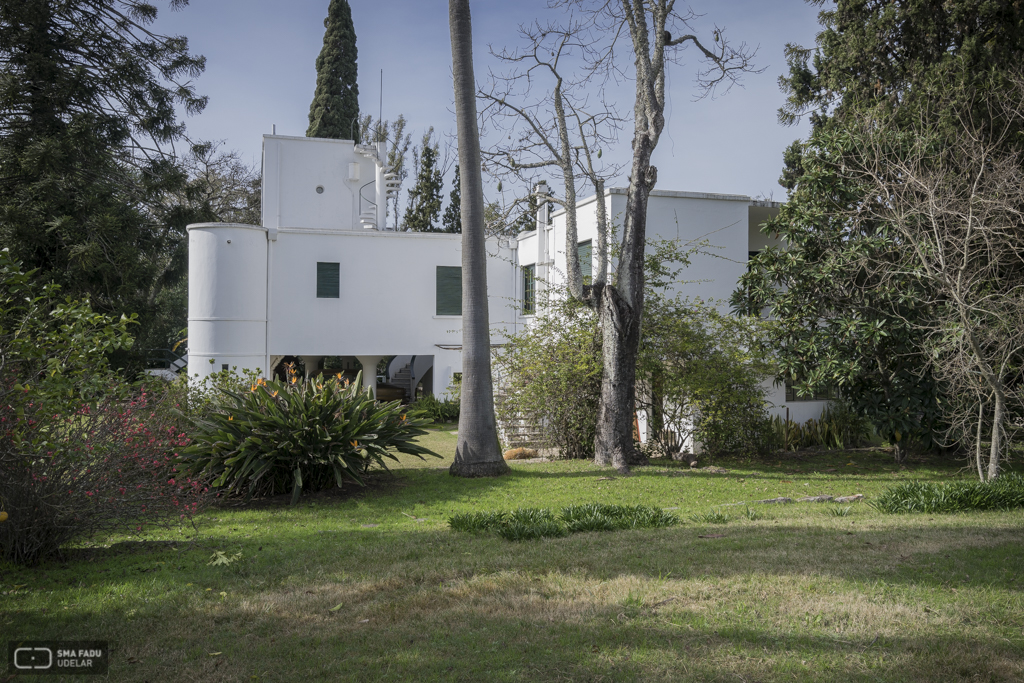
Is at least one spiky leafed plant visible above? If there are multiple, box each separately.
[180,373,437,504]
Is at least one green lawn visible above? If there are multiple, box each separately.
[3,428,1023,682]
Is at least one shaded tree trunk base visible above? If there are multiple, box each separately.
[449,456,510,478]
[893,443,906,465]
[594,284,643,475]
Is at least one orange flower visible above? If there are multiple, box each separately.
[228,416,233,421]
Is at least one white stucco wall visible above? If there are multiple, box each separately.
[189,135,520,395]
[187,223,269,376]
[521,189,753,310]
[261,134,377,232]
[265,229,517,358]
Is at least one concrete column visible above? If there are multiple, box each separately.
[535,181,550,300]
[375,142,387,230]
[299,356,325,380]
[356,355,384,399]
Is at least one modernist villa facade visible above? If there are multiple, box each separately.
[186,134,828,442]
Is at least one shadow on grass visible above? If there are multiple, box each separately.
[5,517,1021,600]
[5,549,1022,682]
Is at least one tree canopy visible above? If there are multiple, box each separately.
[404,129,445,232]
[307,0,360,141]
[0,0,207,365]
[734,0,1024,465]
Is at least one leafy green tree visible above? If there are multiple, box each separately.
[734,0,1024,464]
[0,0,206,370]
[403,129,445,232]
[442,165,462,233]
[496,239,778,462]
[307,0,360,141]
[137,141,262,354]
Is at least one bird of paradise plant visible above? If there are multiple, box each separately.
[179,372,437,504]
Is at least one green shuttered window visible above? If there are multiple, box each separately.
[577,240,592,284]
[522,264,536,314]
[436,266,462,315]
[316,262,340,298]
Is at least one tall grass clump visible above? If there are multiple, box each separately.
[448,504,678,541]
[772,399,873,451]
[872,473,1024,513]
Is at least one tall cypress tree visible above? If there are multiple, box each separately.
[307,0,359,141]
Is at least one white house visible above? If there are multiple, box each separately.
[187,134,828,428]
[187,134,519,398]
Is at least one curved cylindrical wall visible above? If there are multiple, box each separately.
[187,223,268,379]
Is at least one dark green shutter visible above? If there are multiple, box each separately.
[316,262,340,298]
[436,266,462,315]
[577,240,592,284]
[522,264,536,314]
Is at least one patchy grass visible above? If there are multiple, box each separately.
[2,434,1023,682]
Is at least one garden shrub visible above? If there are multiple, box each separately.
[410,393,460,423]
[494,298,602,459]
[0,248,208,565]
[495,238,779,460]
[0,390,210,565]
[872,473,1024,514]
[179,372,438,504]
[639,294,779,458]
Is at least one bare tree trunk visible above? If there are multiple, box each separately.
[988,388,1003,480]
[448,0,508,478]
[595,284,645,471]
[975,399,985,482]
[594,139,656,471]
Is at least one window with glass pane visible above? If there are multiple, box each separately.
[577,240,592,284]
[316,262,340,298]
[436,266,462,315]
[522,264,536,314]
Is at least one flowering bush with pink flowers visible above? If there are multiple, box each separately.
[0,249,210,565]
[0,390,211,564]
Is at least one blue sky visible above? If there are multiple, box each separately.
[154,0,823,203]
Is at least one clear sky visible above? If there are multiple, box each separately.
[153,0,823,205]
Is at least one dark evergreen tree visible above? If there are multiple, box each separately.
[403,130,444,232]
[307,0,359,141]
[441,165,462,233]
[734,0,1024,462]
[0,0,207,366]
[512,192,542,235]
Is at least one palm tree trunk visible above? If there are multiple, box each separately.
[448,0,508,478]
